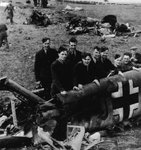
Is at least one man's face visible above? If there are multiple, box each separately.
[122,55,130,64]
[101,50,109,59]
[114,57,122,67]
[9,1,12,4]
[58,51,68,61]
[82,56,91,66]
[69,42,77,51]
[92,49,100,60]
[43,40,50,50]
[131,49,136,56]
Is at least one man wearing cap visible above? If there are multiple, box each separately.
[130,46,141,67]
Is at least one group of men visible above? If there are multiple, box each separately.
[34,37,121,100]
[34,37,81,99]
[113,46,141,74]
[34,36,141,101]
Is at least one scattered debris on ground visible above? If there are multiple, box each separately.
[19,3,141,39]
[62,12,138,37]
[63,5,84,11]
[24,9,51,26]
[0,77,141,149]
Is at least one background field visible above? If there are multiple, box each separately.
[1,0,141,149]
[0,0,141,89]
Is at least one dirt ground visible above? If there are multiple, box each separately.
[1,0,141,149]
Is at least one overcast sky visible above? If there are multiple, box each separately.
[94,0,141,3]
[110,0,141,3]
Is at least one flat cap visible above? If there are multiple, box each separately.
[130,46,138,50]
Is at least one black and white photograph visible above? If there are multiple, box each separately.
[0,0,141,149]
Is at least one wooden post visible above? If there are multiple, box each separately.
[10,96,18,127]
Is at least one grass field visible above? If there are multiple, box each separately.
[0,0,141,89]
[1,0,141,149]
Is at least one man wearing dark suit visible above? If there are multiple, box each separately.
[67,37,82,67]
[73,52,94,88]
[0,24,9,49]
[51,46,73,97]
[91,46,102,80]
[66,37,82,83]
[51,46,72,141]
[34,37,58,100]
[98,46,115,79]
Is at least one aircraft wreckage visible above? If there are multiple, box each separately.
[0,69,141,148]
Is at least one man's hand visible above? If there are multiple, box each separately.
[73,84,83,91]
[93,79,100,86]
[60,91,67,95]
[73,86,79,91]
[35,81,42,89]
[133,66,140,71]
[78,84,83,90]
[118,71,124,76]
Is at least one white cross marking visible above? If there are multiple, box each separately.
[129,103,139,118]
[111,82,123,98]
[129,79,139,94]
[113,108,123,122]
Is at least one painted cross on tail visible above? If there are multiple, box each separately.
[111,79,139,122]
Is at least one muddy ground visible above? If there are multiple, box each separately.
[1,0,141,149]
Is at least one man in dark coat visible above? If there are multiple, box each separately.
[4,0,14,24]
[91,46,102,80]
[67,37,82,67]
[66,37,82,82]
[51,46,72,141]
[0,24,9,49]
[51,46,73,97]
[97,46,115,79]
[41,0,48,8]
[73,52,93,87]
[34,37,58,100]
